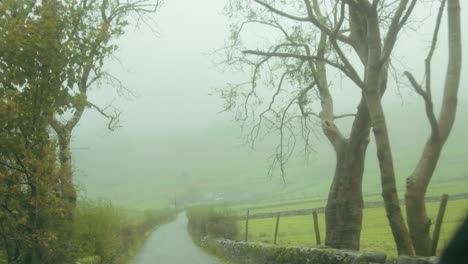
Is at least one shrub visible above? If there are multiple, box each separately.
[71,199,175,263]
[187,207,239,240]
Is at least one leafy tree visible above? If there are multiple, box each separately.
[0,0,163,262]
[0,1,73,262]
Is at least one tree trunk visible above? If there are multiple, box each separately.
[325,97,370,250]
[363,6,415,255]
[406,142,442,255]
[366,88,414,256]
[54,129,77,263]
[325,141,365,250]
[49,108,84,264]
[364,59,414,256]
[25,180,39,264]
[57,129,76,210]
[406,0,461,256]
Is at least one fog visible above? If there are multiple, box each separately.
[72,0,468,208]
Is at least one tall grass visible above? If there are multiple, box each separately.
[71,199,175,263]
[187,207,240,240]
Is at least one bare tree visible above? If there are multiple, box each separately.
[385,0,460,256]
[404,0,462,254]
[219,0,417,251]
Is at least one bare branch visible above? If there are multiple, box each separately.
[403,71,426,98]
[277,95,299,181]
[332,0,346,36]
[250,68,299,145]
[101,72,136,99]
[329,41,365,89]
[90,103,121,131]
[381,0,417,65]
[308,0,352,44]
[402,0,447,143]
[254,0,351,44]
[302,111,320,119]
[306,0,365,90]
[254,0,310,22]
[298,81,318,118]
[425,0,447,99]
[404,71,439,141]
[397,0,418,30]
[243,49,365,89]
[334,113,357,120]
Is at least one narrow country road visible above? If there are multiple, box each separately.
[132,213,224,264]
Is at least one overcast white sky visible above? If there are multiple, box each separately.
[81,0,231,137]
[78,0,467,136]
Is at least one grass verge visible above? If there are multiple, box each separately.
[239,199,468,257]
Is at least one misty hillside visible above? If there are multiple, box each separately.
[72,98,468,208]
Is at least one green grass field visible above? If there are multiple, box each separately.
[230,181,468,215]
[238,199,468,257]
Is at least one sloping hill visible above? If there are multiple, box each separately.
[72,98,468,208]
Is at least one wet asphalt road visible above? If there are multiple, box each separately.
[132,213,223,264]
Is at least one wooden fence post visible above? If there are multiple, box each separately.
[431,194,449,255]
[274,212,281,244]
[245,210,250,242]
[313,211,321,245]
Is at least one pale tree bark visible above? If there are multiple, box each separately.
[404,0,462,256]
[50,105,84,209]
[235,0,420,251]
[248,0,379,250]
[365,76,414,256]
[315,18,370,250]
[315,43,368,250]
[325,144,365,249]
[324,98,371,250]
[249,0,454,256]
[306,0,417,254]
[57,131,76,206]
[360,1,415,256]
[316,1,383,250]
[306,3,371,250]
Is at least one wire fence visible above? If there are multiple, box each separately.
[238,193,468,256]
[240,193,468,220]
